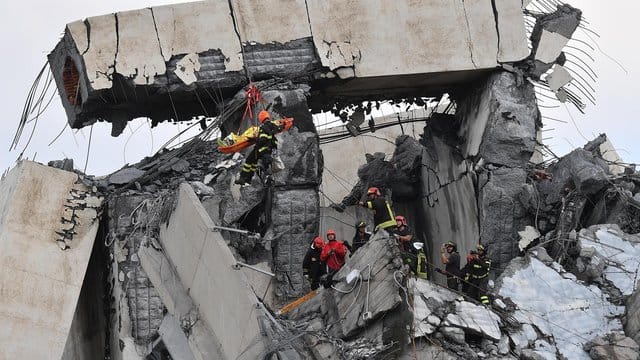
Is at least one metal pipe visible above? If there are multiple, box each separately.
[211,225,260,239]
[233,261,275,277]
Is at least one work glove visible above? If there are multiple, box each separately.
[330,203,346,213]
[435,268,443,274]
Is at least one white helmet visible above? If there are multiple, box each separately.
[413,242,424,250]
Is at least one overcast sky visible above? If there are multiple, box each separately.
[0,1,637,176]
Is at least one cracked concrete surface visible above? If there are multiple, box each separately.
[50,0,530,129]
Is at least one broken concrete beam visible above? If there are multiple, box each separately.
[48,0,529,130]
[419,140,480,277]
[268,188,319,303]
[478,167,532,271]
[319,108,425,203]
[328,230,404,337]
[538,147,609,205]
[0,161,101,359]
[138,245,225,359]
[527,4,582,78]
[456,70,540,167]
[159,183,264,359]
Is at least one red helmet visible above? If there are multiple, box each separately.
[313,236,324,249]
[395,215,407,226]
[258,110,270,123]
[367,187,381,196]
[326,229,337,239]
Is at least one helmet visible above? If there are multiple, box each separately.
[477,244,486,253]
[367,187,381,196]
[258,110,270,123]
[326,229,337,239]
[445,241,457,251]
[355,221,366,228]
[395,215,407,226]
[313,236,324,249]
[413,242,424,250]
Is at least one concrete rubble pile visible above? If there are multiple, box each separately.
[4,0,640,359]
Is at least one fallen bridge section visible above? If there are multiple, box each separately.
[0,161,103,359]
[48,0,529,131]
[158,183,265,360]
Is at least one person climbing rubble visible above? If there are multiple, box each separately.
[462,244,491,305]
[436,241,461,290]
[320,229,348,288]
[303,236,326,290]
[347,220,371,254]
[392,215,427,279]
[235,110,286,185]
[358,187,396,231]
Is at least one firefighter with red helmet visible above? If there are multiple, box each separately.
[303,236,326,290]
[393,215,427,279]
[359,187,396,231]
[236,110,285,185]
[461,244,491,305]
[320,229,348,288]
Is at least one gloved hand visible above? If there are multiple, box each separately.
[330,203,346,213]
[435,268,443,274]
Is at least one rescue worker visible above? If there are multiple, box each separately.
[392,215,426,279]
[358,187,396,231]
[235,110,285,185]
[320,229,348,287]
[348,220,371,254]
[462,244,491,305]
[302,236,326,290]
[436,241,461,291]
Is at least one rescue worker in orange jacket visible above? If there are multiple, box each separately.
[320,229,348,288]
[236,110,285,185]
[303,236,326,290]
[358,187,396,231]
[320,229,348,271]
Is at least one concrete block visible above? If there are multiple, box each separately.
[0,161,100,359]
[160,183,264,360]
[231,0,311,44]
[159,184,213,290]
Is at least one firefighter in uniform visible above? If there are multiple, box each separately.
[358,187,396,231]
[462,244,491,305]
[236,110,284,185]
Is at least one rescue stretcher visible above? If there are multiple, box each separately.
[217,118,294,154]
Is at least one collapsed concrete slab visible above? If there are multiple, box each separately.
[48,0,530,129]
[0,161,102,359]
[159,183,265,359]
[495,248,625,360]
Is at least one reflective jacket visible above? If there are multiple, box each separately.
[365,197,396,230]
[466,256,491,280]
[320,240,348,271]
[256,121,284,154]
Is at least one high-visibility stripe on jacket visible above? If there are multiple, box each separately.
[366,197,396,230]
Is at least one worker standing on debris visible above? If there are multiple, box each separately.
[393,215,427,279]
[436,241,461,290]
[358,187,396,231]
[236,110,285,185]
[320,229,348,287]
[462,244,491,305]
[303,236,326,290]
[348,220,371,254]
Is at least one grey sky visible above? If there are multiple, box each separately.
[0,0,637,176]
